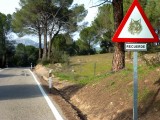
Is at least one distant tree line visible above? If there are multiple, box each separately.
[1,40,38,67]
[13,44,38,67]
[0,12,38,68]
[0,13,12,67]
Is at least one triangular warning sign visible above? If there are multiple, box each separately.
[112,0,159,42]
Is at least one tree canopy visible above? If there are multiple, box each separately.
[0,13,12,67]
[88,0,160,71]
[12,0,87,60]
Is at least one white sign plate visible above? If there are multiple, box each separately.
[112,0,159,43]
[118,6,153,39]
[125,43,147,51]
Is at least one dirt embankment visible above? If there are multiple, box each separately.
[34,65,82,120]
[34,64,160,120]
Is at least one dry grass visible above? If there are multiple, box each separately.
[70,53,113,76]
[53,53,114,85]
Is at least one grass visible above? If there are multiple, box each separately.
[52,52,160,103]
[54,53,113,85]
[138,87,150,102]
[70,53,113,76]
[48,52,160,116]
[55,70,112,85]
[53,53,160,86]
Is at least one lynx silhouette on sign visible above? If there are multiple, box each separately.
[128,19,142,35]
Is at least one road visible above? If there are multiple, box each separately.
[0,68,64,120]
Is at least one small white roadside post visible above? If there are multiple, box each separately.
[6,63,8,68]
[31,63,32,70]
[48,69,53,93]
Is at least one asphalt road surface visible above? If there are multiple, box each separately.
[0,68,64,120]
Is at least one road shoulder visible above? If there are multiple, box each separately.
[32,70,80,120]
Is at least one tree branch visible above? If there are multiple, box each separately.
[90,0,112,8]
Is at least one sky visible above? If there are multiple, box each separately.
[0,0,99,41]
[0,0,20,15]
[73,0,98,24]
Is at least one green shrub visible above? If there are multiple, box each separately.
[41,59,50,66]
[50,48,69,64]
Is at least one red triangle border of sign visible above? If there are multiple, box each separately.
[112,0,159,42]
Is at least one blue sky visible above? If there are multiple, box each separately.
[0,0,99,41]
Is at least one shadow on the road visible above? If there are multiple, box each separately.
[0,84,59,101]
[0,74,20,78]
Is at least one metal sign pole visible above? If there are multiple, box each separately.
[133,51,138,120]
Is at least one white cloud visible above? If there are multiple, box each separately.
[0,0,20,15]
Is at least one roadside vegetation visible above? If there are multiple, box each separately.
[46,45,160,86]
[49,49,160,86]
[53,53,113,85]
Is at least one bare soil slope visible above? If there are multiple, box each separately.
[35,53,160,120]
[70,68,160,120]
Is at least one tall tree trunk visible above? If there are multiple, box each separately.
[0,58,2,67]
[48,34,52,60]
[2,54,5,68]
[38,29,42,60]
[112,0,125,72]
[48,26,61,59]
[42,24,48,60]
[112,43,125,71]
[2,29,6,68]
[0,20,5,67]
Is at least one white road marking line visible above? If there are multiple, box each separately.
[29,69,64,120]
